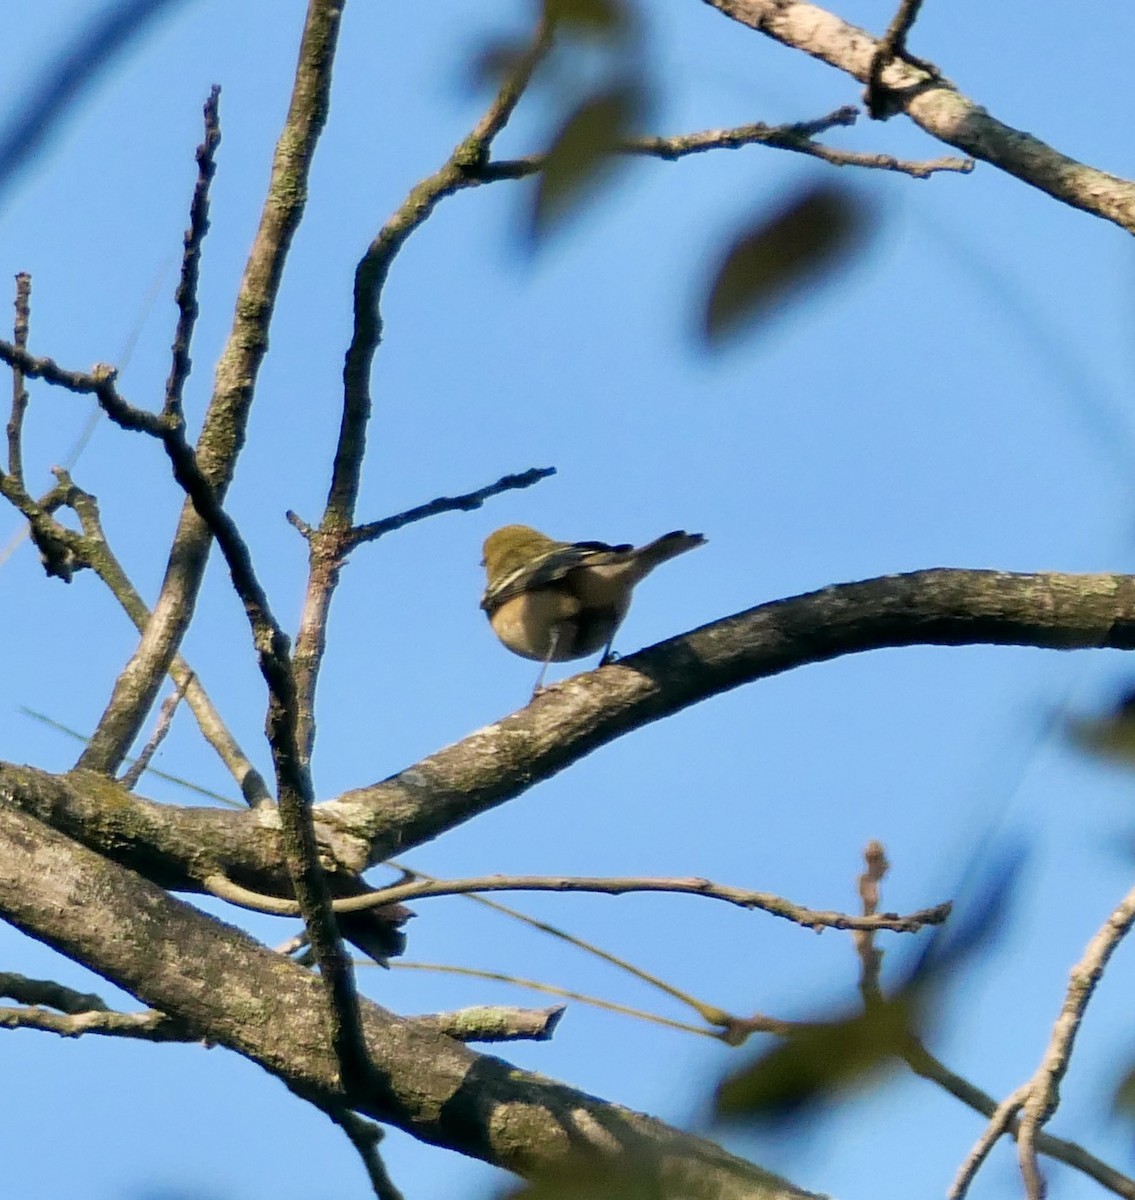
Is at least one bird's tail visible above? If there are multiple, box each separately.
[632,530,707,576]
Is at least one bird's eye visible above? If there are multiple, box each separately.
[479,557,486,567]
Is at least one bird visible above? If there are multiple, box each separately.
[480,523,706,693]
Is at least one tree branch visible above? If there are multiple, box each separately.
[204,867,949,932]
[59,471,270,802]
[163,85,220,423]
[390,962,716,1038]
[149,418,372,1090]
[866,0,929,118]
[0,800,815,1200]
[322,1107,404,1200]
[419,1004,565,1043]
[6,271,30,482]
[118,675,190,791]
[342,466,556,548]
[75,0,346,776]
[335,569,1135,863]
[1015,881,1135,1197]
[6,569,1135,902]
[479,106,973,181]
[852,848,1135,1198]
[290,14,556,766]
[702,0,1135,234]
[0,970,108,1013]
[0,1005,192,1042]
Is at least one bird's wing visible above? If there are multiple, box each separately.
[481,541,634,611]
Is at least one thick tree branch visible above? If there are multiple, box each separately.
[0,800,814,1200]
[5,569,1135,900]
[337,569,1135,862]
[702,0,1135,234]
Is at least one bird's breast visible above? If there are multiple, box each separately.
[488,588,620,661]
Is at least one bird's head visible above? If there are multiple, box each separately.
[482,524,557,583]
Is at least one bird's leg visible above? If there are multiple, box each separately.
[531,627,562,698]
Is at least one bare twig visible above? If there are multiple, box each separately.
[1015,881,1135,1198]
[0,1005,192,1041]
[386,962,717,1038]
[844,844,1135,1199]
[218,881,688,1030]
[904,1041,1135,1198]
[704,0,1135,234]
[34,473,269,804]
[290,15,556,765]
[0,451,89,581]
[75,0,347,778]
[324,1109,404,1200]
[21,708,242,804]
[206,868,948,934]
[6,272,30,481]
[479,107,972,180]
[768,139,968,178]
[948,1085,1030,1200]
[0,970,108,1013]
[853,840,889,1003]
[0,345,167,435]
[118,674,191,790]
[164,86,221,422]
[154,424,372,1089]
[342,466,556,548]
[866,0,930,118]
[418,1004,565,1043]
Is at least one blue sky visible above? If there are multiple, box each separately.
[4,2,1135,1198]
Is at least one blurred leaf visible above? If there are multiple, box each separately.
[1067,689,1135,767]
[0,0,194,207]
[1112,1059,1135,1118]
[909,840,1024,981]
[544,0,633,41]
[716,997,914,1121]
[717,843,1023,1124]
[701,183,874,346]
[531,81,646,242]
[467,38,530,91]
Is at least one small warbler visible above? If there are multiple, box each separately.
[480,523,706,691]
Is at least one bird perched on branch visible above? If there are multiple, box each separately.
[480,523,706,693]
